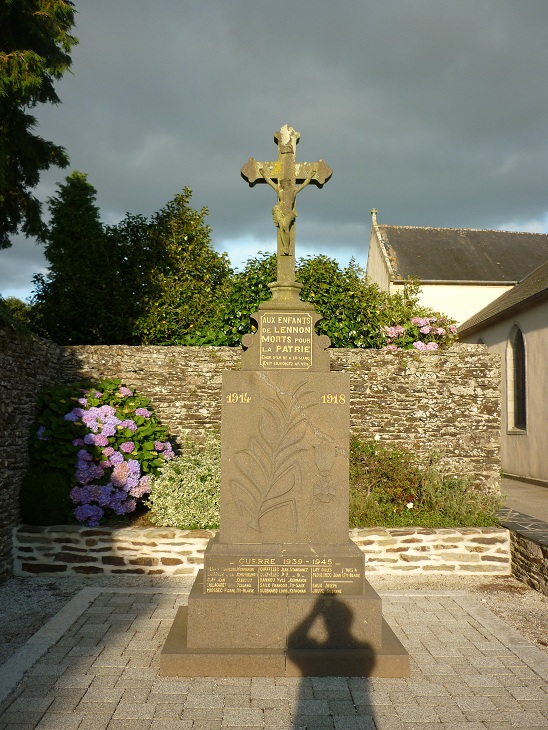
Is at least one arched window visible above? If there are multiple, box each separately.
[506,325,526,431]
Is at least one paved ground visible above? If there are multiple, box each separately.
[1,579,547,730]
[0,476,546,729]
[501,477,548,523]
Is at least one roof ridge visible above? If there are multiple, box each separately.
[459,260,548,334]
[379,224,548,236]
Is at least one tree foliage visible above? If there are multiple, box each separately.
[29,172,455,348]
[201,253,453,349]
[297,256,388,348]
[0,0,78,248]
[32,171,112,343]
[212,252,277,346]
[0,295,33,331]
[32,178,231,345]
[123,189,231,345]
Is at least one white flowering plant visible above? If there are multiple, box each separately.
[146,432,221,529]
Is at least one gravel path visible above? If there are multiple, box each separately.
[0,573,546,668]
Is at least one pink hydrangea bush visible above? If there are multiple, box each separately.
[31,378,175,526]
[380,315,458,351]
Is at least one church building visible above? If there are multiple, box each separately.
[365,209,548,325]
[459,261,548,487]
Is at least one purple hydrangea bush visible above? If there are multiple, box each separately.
[380,316,458,351]
[31,379,175,526]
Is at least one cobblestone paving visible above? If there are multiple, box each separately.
[0,589,547,729]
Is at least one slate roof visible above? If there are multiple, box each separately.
[459,259,548,336]
[377,225,548,283]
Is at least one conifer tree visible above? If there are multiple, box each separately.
[33,171,111,343]
[0,0,77,248]
[34,182,231,345]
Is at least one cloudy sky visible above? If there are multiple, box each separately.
[2,0,548,300]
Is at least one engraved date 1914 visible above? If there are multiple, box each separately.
[226,392,252,403]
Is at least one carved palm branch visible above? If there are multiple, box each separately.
[230,382,314,531]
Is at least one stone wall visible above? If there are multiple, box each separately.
[59,343,500,489]
[13,525,511,577]
[509,532,548,597]
[0,329,63,583]
[59,345,242,441]
[334,346,500,490]
[1,339,501,583]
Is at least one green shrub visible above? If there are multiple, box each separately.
[146,433,221,529]
[197,253,457,349]
[19,467,73,525]
[0,295,33,339]
[144,432,501,531]
[349,436,503,528]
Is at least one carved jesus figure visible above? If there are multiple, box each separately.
[262,166,317,255]
[241,125,331,265]
[241,125,332,303]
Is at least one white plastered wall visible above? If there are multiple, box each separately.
[389,282,513,325]
[460,300,548,484]
[365,228,391,291]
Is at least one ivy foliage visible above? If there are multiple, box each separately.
[201,253,454,349]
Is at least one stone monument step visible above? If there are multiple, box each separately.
[160,605,409,678]
[204,535,367,595]
[186,570,384,650]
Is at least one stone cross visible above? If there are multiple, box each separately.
[241,125,332,305]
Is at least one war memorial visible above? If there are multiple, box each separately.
[160,125,409,677]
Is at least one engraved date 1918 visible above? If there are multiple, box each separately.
[321,393,346,404]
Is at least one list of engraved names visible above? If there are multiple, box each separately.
[205,556,362,595]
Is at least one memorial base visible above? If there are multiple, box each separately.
[160,571,409,678]
[160,606,409,678]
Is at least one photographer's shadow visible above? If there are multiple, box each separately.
[287,592,376,727]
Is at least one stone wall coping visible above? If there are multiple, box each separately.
[16,525,217,539]
[13,524,511,578]
[15,524,507,538]
[350,527,507,536]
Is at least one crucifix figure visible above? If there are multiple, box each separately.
[241,125,332,306]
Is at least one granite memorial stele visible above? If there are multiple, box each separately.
[160,125,410,677]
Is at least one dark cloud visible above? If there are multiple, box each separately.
[2,0,548,299]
